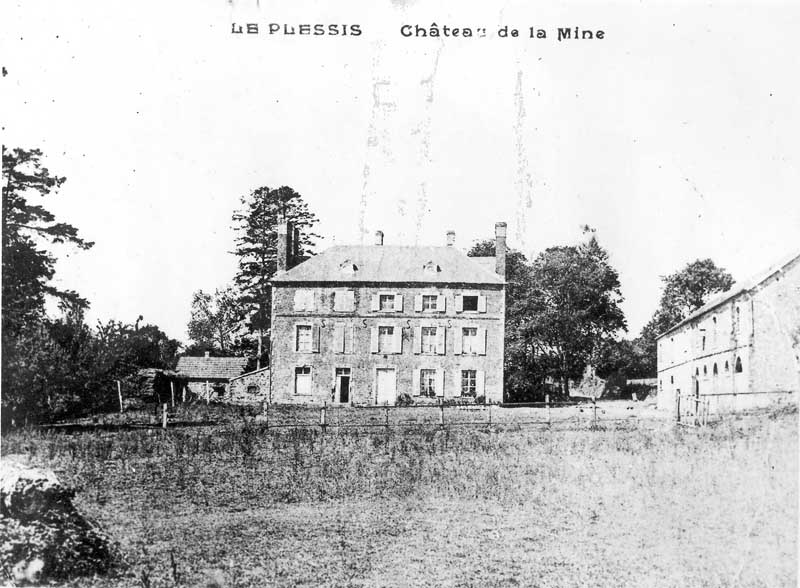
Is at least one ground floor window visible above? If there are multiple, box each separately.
[295,366,311,395]
[461,370,477,396]
[419,369,437,397]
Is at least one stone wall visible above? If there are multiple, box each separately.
[270,283,505,404]
[228,368,271,404]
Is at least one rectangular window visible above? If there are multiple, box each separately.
[461,370,477,397]
[379,294,395,311]
[294,366,311,395]
[422,295,438,311]
[378,326,394,353]
[419,369,437,397]
[293,290,314,311]
[462,327,478,354]
[421,326,437,354]
[296,325,312,352]
[462,295,479,312]
[333,290,355,312]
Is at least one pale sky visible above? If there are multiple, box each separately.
[3,0,799,342]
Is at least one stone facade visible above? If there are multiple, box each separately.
[269,224,507,405]
[227,367,271,404]
[657,252,800,413]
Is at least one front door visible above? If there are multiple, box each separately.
[375,368,396,405]
[336,368,351,403]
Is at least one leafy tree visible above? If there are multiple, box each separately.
[231,186,319,367]
[2,147,93,334]
[186,287,246,354]
[517,234,627,397]
[638,259,734,374]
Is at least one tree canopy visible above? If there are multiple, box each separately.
[231,185,319,366]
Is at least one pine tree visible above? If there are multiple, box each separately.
[231,186,319,368]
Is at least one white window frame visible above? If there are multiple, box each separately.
[293,289,315,312]
[294,365,312,396]
[295,324,313,353]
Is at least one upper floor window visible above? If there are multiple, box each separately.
[462,327,479,354]
[333,289,355,312]
[296,325,312,352]
[713,363,718,376]
[378,326,394,352]
[421,326,437,354]
[702,336,706,351]
[372,293,402,312]
[422,295,438,311]
[735,356,743,373]
[293,290,314,311]
[462,295,479,312]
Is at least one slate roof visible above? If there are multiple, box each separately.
[657,249,800,339]
[271,246,505,285]
[175,356,249,380]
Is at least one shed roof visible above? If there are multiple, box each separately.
[175,356,249,380]
[657,250,800,339]
[270,245,504,285]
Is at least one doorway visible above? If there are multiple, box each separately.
[375,368,396,404]
[335,368,351,404]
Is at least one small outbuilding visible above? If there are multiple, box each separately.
[228,367,271,404]
[175,352,249,402]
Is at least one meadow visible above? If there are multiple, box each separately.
[2,404,796,587]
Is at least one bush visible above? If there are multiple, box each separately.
[395,393,414,407]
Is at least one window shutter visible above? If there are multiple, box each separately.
[455,295,463,313]
[454,369,463,397]
[453,327,462,355]
[412,369,420,397]
[333,323,345,353]
[393,327,403,353]
[477,328,487,355]
[476,370,485,397]
[394,294,403,312]
[437,294,446,312]
[371,295,379,311]
[436,327,446,355]
[413,326,422,354]
[347,325,355,354]
[312,325,321,353]
[436,369,445,397]
[370,327,379,353]
[346,290,355,311]
[478,295,487,313]
[414,295,423,312]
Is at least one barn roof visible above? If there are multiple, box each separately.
[657,249,800,339]
[270,245,504,285]
[175,356,249,380]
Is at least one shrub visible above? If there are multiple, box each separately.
[395,393,414,407]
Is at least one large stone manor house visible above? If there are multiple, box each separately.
[268,222,508,404]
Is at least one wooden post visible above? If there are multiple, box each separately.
[170,381,175,407]
[488,403,492,426]
[439,402,445,427]
[162,403,168,429]
[676,393,681,423]
[264,403,269,431]
[117,380,123,413]
[320,403,327,430]
[546,394,550,426]
[205,380,209,405]
[592,396,598,427]
[384,405,389,429]
[694,391,700,426]
[181,384,186,404]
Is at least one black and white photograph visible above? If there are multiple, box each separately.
[1,0,798,586]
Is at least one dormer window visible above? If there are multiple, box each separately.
[338,260,358,274]
[423,261,441,275]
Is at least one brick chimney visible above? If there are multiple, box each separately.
[495,222,507,278]
[277,221,294,271]
[292,226,301,265]
[446,230,456,247]
[375,230,384,246]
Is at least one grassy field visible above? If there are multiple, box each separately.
[2,405,796,587]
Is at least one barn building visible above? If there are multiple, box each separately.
[175,352,249,402]
[656,251,800,413]
[268,222,508,404]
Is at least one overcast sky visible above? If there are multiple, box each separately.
[4,0,799,342]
